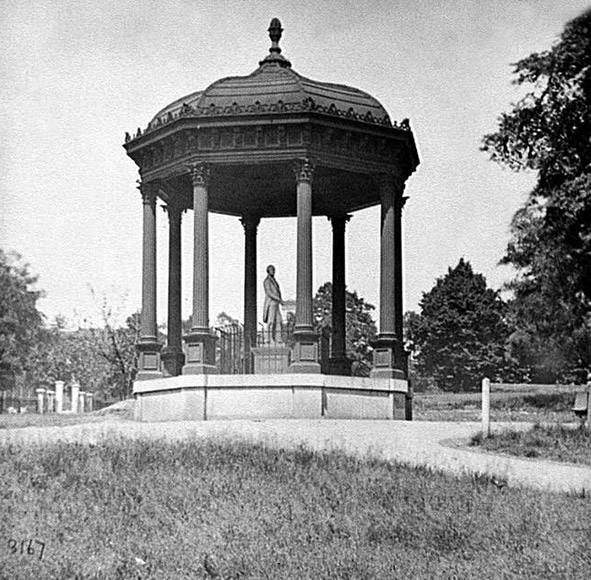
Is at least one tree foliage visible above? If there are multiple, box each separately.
[313,282,377,377]
[409,259,515,392]
[482,10,591,380]
[0,250,44,382]
[0,248,141,399]
[26,325,113,393]
[26,313,141,401]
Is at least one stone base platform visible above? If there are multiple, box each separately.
[133,374,409,422]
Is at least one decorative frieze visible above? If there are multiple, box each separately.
[136,124,401,173]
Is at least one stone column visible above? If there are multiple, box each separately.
[79,391,86,414]
[55,380,64,413]
[86,393,94,412]
[136,181,163,380]
[183,163,217,374]
[371,172,407,379]
[71,381,80,413]
[36,388,46,414]
[289,159,320,373]
[162,201,185,376]
[328,214,352,376]
[241,215,260,374]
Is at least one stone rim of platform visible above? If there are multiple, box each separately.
[133,374,409,394]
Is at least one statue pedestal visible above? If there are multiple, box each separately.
[252,344,290,374]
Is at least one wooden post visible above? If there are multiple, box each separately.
[587,381,591,429]
[482,377,490,438]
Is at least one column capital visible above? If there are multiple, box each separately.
[396,195,409,215]
[137,180,159,204]
[240,214,261,232]
[373,170,406,194]
[189,163,210,188]
[162,200,187,222]
[293,158,316,184]
[374,172,408,214]
[327,214,352,227]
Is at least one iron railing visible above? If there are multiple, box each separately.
[215,323,246,374]
[214,322,332,375]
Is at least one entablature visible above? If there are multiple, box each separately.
[127,117,416,181]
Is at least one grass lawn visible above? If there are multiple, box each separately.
[471,423,591,467]
[414,390,576,423]
[0,400,134,430]
[1,437,590,579]
[0,413,121,430]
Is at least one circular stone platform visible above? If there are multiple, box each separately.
[133,375,409,421]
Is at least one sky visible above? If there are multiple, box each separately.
[1,0,589,329]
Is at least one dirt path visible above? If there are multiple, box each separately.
[1,419,589,494]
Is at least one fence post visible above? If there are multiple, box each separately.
[587,381,591,429]
[55,381,64,413]
[481,377,490,438]
[46,390,55,413]
[36,388,46,414]
[71,381,80,413]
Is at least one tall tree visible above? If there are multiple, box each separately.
[482,11,591,380]
[0,250,44,385]
[411,259,515,392]
[313,282,378,376]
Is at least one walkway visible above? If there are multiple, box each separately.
[1,419,590,494]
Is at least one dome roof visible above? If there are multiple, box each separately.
[150,65,392,128]
[142,19,401,136]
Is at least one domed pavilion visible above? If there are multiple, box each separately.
[124,19,419,421]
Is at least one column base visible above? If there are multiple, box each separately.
[161,347,185,377]
[328,357,352,376]
[182,332,218,375]
[135,340,163,381]
[370,336,407,380]
[289,332,321,374]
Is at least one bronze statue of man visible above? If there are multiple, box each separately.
[263,265,283,342]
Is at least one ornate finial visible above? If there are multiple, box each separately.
[268,18,283,52]
[259,18,291,68]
